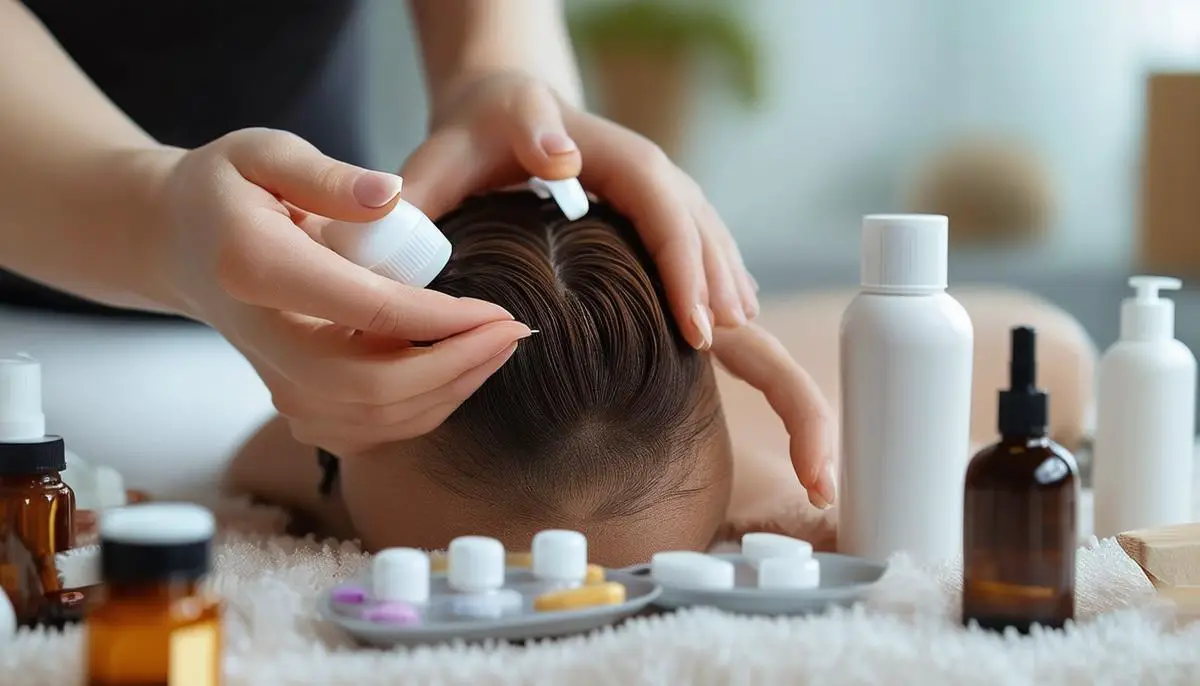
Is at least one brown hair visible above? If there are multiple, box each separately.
[419,191,725,525]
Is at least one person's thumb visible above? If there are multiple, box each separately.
[504,85,583,183]
[222,128,403,223]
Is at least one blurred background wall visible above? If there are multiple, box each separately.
[358,0,1200,353]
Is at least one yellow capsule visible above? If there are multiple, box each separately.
[585,564,606,585]
[430,554,448,573]
[534,582,626,612]
[506,552,533,569]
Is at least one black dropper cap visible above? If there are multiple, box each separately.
[997,326,1048,438]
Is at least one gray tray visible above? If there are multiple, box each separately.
[320,568,661,648]
[616,552,886,616]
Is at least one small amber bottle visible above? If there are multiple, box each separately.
[87,503,223,686]
[962,326,1079,632]
[0,435,76,627]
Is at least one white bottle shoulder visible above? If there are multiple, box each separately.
[841,291,974,344]
[1100,338,1197,374]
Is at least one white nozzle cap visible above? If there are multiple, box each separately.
[529,177,589,220]
[92,466,128,509]
[447,535,506,593]
[100,503,215,546]
[650,551,736,590]
[1121,275,1182,342]
[740,532,814,569]
[323,200,452,288]
[0,354,45,441]
[757,556,821,590]
[531,529,588,583]
[860,214,949,293]
[372,547,431,604]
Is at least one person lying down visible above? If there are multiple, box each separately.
[224,191,836,567]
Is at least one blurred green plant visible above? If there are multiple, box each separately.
[567,0,763,107]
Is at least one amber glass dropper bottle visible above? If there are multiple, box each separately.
[962,326,1079,632]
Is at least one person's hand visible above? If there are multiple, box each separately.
[711,323,837,510]
[399,73,759,352]
[151,128,533,456]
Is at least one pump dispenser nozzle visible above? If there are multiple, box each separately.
[1120,275,1183,342]
[998,326,1048,437]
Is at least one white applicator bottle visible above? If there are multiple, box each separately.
[1093,276,1198,539]
[323,177,589,285]
[839,214,975,565]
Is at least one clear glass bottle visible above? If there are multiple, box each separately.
[86,503,222,686]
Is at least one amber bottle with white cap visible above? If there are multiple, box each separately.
[1093,276,1198,538]
[86,502,221,686]
[323,177,589,286]
[0,354,76,627]
[838,214,974,565]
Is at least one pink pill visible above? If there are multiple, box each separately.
[331,585,367,604]
[363,602,420,626]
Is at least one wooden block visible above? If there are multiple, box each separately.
[1139,72,1200,275]
[1117,522,1200,588]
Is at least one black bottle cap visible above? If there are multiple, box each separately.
[0,436,67,475]
[99,503,213,585]
[997,326,1049,437]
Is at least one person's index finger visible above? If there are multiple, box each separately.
[224,211,512,340]
[712,324,834,488]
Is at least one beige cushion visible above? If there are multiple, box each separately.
[718,286,1097,459]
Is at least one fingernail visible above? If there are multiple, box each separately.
[539,132,578,156]
[691,304,713,350]
[458,297,514,320]
[748,272,760,293]
[745,297,760,319]
[821,462,837,506]
[808,490,830,510]
[353,171,404,208]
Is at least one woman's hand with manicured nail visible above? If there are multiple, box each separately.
[155,127,522,455]
[712,324,837,510]
[397,72,760,352]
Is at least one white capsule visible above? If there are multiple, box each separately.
[372,547,431,604]
[741,532,813,569]
[650,551,735,590]
[757,556,821,590]
[532,529,588,585]
[447,535,505,593]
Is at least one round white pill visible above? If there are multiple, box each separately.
[372,547,431,604]
[447,535,506,593]
[757,556,821,590]
[650,551,736,590]
[531,529,588,583]
[741,532,813,569]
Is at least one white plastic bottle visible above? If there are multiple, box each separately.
[1092,276,1198,539]
[322,177,589,287]
[839,214,975,565]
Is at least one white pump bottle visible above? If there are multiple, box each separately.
[838,214,975,565]
[1092,276,1197,539]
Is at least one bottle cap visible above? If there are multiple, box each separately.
[757,556,821,590]
[529,177,590,220]
[531,529,588,583]
[998,326,1049,437]
[860,214,949,293]
[0,354,46,441]
[650,551,736,590]
[740,532,814,569]
[372,547,431,604]
[447,535,506,593]
[323,200,453,288]
[100,503,215,584]
[1120,275,1182,342]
